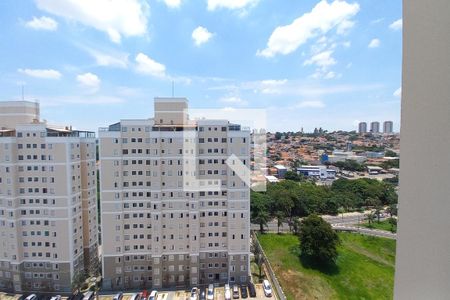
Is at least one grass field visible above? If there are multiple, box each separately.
[258,232,396,300]
[360,220,397,232]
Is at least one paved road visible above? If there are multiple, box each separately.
[251,212,396,239]
[332,225,396,239]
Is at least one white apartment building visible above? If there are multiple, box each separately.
[99,98,251,290]
[0,101,98,293]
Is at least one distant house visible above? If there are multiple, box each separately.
[297,165,336,180]
[265,175,280,183]
[367,165,384,175]
[327,150,366,163]
[274,164,288,178]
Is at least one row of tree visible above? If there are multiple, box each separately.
[251,178,398,232]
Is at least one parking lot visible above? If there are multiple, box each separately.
[1,284,275,300]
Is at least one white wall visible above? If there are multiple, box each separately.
[394,1,450,298]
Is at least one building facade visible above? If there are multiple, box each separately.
[358,122,367,134]
[383,121,394,134]
[0,101,98,293]
[99,98,251,290]
[370,121,380,133]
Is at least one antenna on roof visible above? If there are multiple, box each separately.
[172,80,174,97]
[21,85,24,101]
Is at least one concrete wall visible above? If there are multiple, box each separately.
[394,1,450,298]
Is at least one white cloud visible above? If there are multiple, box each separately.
[393,87,401,97]
[207,0,258,11]
[368,38,380,48]
[296,100,325,109]
[219,96,248,106]
[257,0,359,57]
[304,50,339,79]
[135,53,166,78]
[259,79,288,94]
[76,72,101,91]
[304,50,336,68]
[192,26,214,46]
[162,0,182,8]
[34,0,149,43]
[24,16,58,30]
[78,45,129,68]
[18,68,62,79]
[389,18,402,31]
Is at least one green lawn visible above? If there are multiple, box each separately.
[360,220,396,232]
[258,232,396,300]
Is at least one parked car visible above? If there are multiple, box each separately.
[247,282,257,298]
[232,285,240,299]
[113,292,123,300]
[199,288,207,300]
[130,293,141,300]
[190,287,199,300]
[207,284,214,300]
[50,296,62,300]
[240,285,248,299]
[68,292,84,300]
[263,280,273,297]
[25,295,37,300]
[148,290,158,300]
[140,290,149,300]
[224,284,231,300]
[83,291,95,300]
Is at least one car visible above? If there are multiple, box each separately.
[262,280,272,297]
[190,287,199,300]
[232,285,240,299]
[83,291,95,300]
[130,293,141,300]
[50,296,62,300]
[140,290,149,300]
[68,292,84,300]
[148,290,158,300]
[25,295,38,300]
[199,288,206,300]
[240,285,248,299]
[207,284,214,300]
[247,283,256,298]
[224,284,231,300]
[113,292,123,300]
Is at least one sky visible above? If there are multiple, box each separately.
[0,0,402,132]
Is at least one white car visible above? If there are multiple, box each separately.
[263,279,273,297]
[207,284,214,300]
[25,295,37,300]
[148,290,158,300]
[224,284,231,300]
[50,296,62,300]
[190,287,198,300]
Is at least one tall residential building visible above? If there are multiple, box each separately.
[358,122,367,134]
[383,121,394,134]
[99,98,251,290]
[0,101,98,293]
[370,121,380,133]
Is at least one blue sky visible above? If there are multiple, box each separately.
[0,0,402,132]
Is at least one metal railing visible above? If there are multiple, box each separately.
[251,230,287,300]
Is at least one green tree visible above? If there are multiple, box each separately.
[284,171,303,182]
[367,212,375,227]
[275,211,285,234]
[250,192,271,233]
[71,270,87,294]
[298,215,340,264]
[388,217,397,233]
[386,204,398,217]
[384,150,398,157]
[251,242,265,281]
